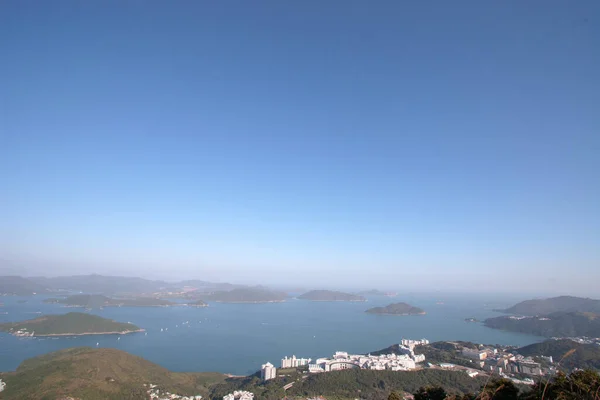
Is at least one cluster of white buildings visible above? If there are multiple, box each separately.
[0,379,6,393]
[12,329,35,337]
[261,362,277,381]
[308,340,428,373]
[223,391,254,400]
[281,355,311,368]
[144,384,202,400]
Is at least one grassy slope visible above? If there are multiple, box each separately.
[0,347,226,400]
[0,312,140,335]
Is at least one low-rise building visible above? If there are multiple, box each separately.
[462,348,487,360]
[223,391,254,400]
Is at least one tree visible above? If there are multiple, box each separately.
[388,391,402,400]
[477,378,520,400]
[414,386,447,400]
[523,370,600,400]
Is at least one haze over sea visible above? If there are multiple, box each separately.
[0,293,544,374]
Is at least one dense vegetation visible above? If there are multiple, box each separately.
[204,288,287,303]
[0,312,141,335]
[517,339,600,371]
[0,347,225,400]
[44,294,176,308]
[499,296,600,315]
[0,276,49,295]
[405,369,600,400]
[484,312,600,337]
[366,302,425,315]
[288,369,488,400]
[298,290,366,302]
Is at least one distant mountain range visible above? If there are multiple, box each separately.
[0,274,245,296]
[0,276,50,296]
[298,290,366,302]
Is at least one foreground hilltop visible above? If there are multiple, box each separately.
[0,312,142,336]
[298,290,366,302]
[0,347,224,400]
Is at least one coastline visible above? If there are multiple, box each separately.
[26,329,145,337]
[213,300,286,304]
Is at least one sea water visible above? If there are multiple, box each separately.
[0,293,543,375]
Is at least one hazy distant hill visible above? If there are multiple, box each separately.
[0,347,225,399]
[498,296,600,315]
[365,302,425,315]
[30,274,169,295]
[0,276,49,295]
[298,290,366,302]
[0,312,141,336]
[205,287,287,303]
[517,339,600,371]
[44,294,176,308]
[484,311,600,337]
[357,289,388,296]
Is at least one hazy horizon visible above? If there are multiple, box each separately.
[2,2,599,297]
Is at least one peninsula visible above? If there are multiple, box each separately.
[0,312,142,336]
[298,290,366,302]
[365,302,425,315]
[43,294,176,308]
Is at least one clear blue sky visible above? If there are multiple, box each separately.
[1,1,599,294]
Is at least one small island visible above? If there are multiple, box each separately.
[0,312,143,336]
[464,318,480,323]
[44,294,176,308]
[365,302,425,315]
[298,290,366,302]
[188,300,208,307]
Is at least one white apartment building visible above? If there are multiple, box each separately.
[261,362,276,381]
[281,355,311,368]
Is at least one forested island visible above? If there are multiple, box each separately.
[43,294,176,308]
[0,312,142,336]
[298,290,366,302]
[204,288,287,303]
[365,302,425,315]
[188,300,208,307]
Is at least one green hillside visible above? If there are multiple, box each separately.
[499,296,600,315]
[0,312,141,336]
[0,347,225,400]
[484,311,600,337]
